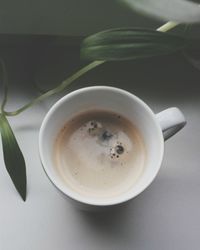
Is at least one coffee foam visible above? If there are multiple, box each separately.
[54,110,146,200]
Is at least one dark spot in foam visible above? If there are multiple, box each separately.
[115,145,124,155]
[101,130,113,141]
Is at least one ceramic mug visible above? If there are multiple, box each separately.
[39,86,186,210]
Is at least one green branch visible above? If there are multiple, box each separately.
[4,60,105,116]
[156,21,178,32]
[2,22,179,117]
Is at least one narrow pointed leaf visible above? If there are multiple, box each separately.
[81,28,186,61]
[121,0,200,23]
[0,114,27,201]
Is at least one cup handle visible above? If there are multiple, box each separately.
[156,107,186,141]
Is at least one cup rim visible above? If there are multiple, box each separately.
[39,86,164,206]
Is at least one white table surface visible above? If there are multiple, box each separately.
[0,44,200,250]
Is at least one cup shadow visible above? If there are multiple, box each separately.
[73,199,141,248]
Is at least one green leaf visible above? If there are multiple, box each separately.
[0,114,27,201]
[81,28,186,61]
[121,0,200,23]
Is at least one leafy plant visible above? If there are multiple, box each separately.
[81,28,186,61]
[0,114,26,200]
[0,0,199,200]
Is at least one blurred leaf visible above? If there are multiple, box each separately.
[81,28,186,61]
[0,114,27,201]
[121,0,200,23]
[189,0,200,3]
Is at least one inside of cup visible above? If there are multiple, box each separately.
[39,86,164,206]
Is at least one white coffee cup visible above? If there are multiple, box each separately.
[39,86,186,210]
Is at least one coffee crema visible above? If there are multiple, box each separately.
[54,110,146,200]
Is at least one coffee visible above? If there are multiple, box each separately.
[54,110,146,201]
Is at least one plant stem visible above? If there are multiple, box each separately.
[3,21,179,117]
[4,60,105,116]
[156,21,179,32]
